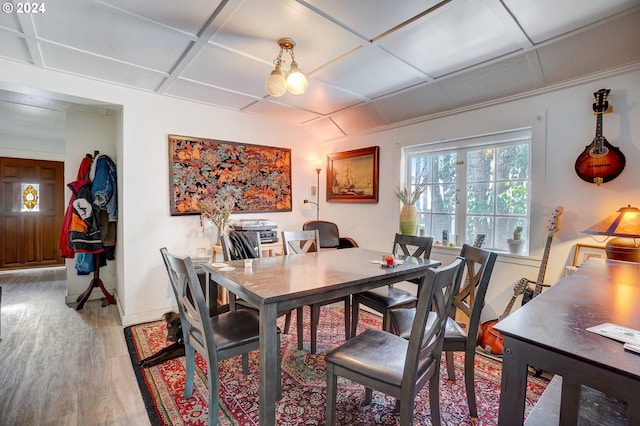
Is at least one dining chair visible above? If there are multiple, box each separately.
[220,231,293,334]
[350,233,434,337]
[160,247,281,426]
[325,257,465,426]
[388,244,498,419]
[282,229,351,354]
[302,220,358,249]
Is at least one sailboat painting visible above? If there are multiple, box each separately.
[326,146,379,203]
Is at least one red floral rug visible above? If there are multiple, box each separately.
[125,307,548,425]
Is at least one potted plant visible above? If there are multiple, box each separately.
[507,226,524,254]
[197,195,236,244]
[395,163,429,235]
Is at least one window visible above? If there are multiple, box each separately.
[404,128,531,254]
[21,183,40,212]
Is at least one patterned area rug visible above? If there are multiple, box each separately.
[125,307,548,425]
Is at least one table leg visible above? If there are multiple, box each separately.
[498,337,529,425]
[259,302,278,426]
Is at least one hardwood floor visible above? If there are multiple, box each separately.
[0,268,150,426]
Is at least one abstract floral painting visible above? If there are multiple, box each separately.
[168,134,292,215]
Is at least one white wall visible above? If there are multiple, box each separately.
[64,109,118,303]
[322,68,640,320]
[1,57,639,325]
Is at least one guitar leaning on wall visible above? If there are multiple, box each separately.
[478,278,529,355]
[520,206,565,305]
[575,88,626,185]
[477,206,564,355]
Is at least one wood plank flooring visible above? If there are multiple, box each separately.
[0,268,150,426]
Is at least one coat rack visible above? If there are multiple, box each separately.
[75,252,115,310]
[73,150,116,310]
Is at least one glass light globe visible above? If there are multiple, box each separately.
[286,60,308,95]
[265,63,287,97]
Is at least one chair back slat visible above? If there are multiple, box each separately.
[452,244,498,338]
[282,229,320,254]
[392,234,434,260]
[403,257,465,390]
[160,248,219,366]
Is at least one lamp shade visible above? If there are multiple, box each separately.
[265,63,287,97]
[583,205,640,262]
[582,205,640,238]
[285,60,308,95]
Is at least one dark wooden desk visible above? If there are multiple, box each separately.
[495,259,640,425]
[203,247,440,426]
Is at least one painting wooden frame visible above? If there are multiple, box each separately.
[168,134,292,215]
[572,243,606,266]
[326,146,379,203]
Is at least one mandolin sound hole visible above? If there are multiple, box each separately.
[589,146,609,157]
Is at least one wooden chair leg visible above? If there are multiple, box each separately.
[311,304,320,354]
[241,353,249,374]
[350,299,360,338]
[283,311,292,334]
[428,369,442,426]
[364,387,373,405]
[296,306,304,350]
[325,364,337,426]
[342,297,351,340]
[446,351,455,380]
[464,348,478,418]
[208,363,219,426]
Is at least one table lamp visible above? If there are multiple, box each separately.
[582,205,640,262]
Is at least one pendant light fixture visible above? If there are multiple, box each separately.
[265,37,308,97]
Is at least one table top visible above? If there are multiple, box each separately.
[203,247,441,308]
[495,258,640,378]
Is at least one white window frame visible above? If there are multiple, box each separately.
[402,127,533,254]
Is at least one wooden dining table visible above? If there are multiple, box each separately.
[495,259,640,425]
[202,247,441,426]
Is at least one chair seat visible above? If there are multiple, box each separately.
[390,309,467,342]
[356,286,418,309]
[326,329,410,388]
[209,309,263,351]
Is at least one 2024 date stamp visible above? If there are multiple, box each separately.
[2,2,46,13]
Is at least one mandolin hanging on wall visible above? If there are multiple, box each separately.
[575,88,625,185]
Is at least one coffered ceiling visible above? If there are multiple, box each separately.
[1,0,639,141]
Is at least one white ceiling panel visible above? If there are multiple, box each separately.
[298,0,444,40]
[0,31,31,64]
[303,117,346,141]
[211,0,363,70]
[377,0,530,78]
[277,80,366,116]
[0,0,638,140]
[165,78,257,110]
[329,104,389,135]
[437,54,541,106]
[375,84,451,124]
[181,44,273,98]
[40,43,167,91]
[538,11,640,85]
[313,46,428,99]
[0,7,21,31]
[244,100,321,124]
[33,0,195,72]
[103,0,225,35]
[503,0,640,43]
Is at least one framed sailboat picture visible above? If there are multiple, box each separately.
[326,146,379,203]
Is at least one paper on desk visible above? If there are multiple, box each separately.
[586,323,640,345]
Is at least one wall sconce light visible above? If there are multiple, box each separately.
[582,204,640,262]
[265,37,308,97]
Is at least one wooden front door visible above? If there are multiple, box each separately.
[0,157,65,269]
